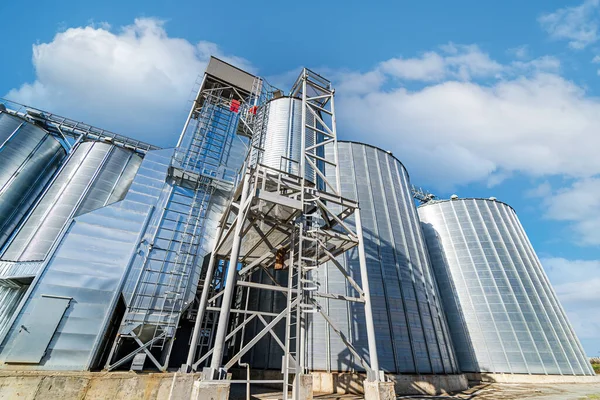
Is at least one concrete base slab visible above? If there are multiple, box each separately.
[363,380,395,400]
[291,374,313,400]
[389,373,468,395]
[466,372,600,384]
[240,369,469,395]
[309,371,468,395]
[191,380,230,400]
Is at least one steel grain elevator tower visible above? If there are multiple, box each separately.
[184,69,389,399]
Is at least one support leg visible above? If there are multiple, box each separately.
[354,208,380,378]
[207,173,251,376]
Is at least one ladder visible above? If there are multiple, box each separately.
[282,205,321,399]
[150,184,213,349]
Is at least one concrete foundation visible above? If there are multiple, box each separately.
[466,372,600,384]
[291,374,313,400]
[310,371,468,395]
[388,373,469,396]
[244,369,468,395]
[363,380,395,400]
[0,370,200,400]
[190,380,230,400]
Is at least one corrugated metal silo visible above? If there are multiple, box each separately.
[1,141,142,262]
[0,112,67,250]
[248,141,459,374]
[251,97,317,183]
[418,198,595,375]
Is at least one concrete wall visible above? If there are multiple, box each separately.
[0,371,201,400]
[0,369,482,399]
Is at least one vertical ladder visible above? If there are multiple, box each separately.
[282,209,321,399]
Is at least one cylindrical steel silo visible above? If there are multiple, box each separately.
[247,141,459,374]
[251,97,317,183]
[0,112,67,250]
[418,197,595,375]
[1,141,142,262]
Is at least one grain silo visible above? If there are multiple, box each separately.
[1,140,142,262]
[250,96,317,182]
[0,111,67,251]
[418,197,595,376]
[248,141,459,375]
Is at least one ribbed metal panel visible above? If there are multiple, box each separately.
[0,285,28,340]
[0,149,173,370]
[418,198,595,375]
[0,112,66,250]
[251,97,316,182]
[1,141,142,262]
[247,141,458,374]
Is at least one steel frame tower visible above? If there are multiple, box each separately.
[185,68,383,399]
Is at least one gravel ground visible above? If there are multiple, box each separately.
[230,382,600,399]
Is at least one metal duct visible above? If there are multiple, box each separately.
[0,112,66,250]
[418,198,595,375]
[1,141,142,262]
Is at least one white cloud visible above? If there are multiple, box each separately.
[543,177,600,246]
[508,45,529,60]
[336,69,600,189]
[380,51,447,81]
[5,18,253,147]
[542,257,600,341]
[379,44,503,82]
[539,0,600,49]
[329,45,599,245]
[525,181,552,198]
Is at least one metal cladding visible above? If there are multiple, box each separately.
[0,112,66,250]
[1,141,142,262]
[247,141,459,374]
[251,96,317,182]
[0,285,28,341]
[418,198,595,375]
[0,149,173,370]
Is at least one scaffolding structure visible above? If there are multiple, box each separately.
[185,68,383,399]
[105,58,262,371]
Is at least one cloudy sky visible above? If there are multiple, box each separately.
[0,0,599,356]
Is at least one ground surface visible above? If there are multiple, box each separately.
[229,382,600,399]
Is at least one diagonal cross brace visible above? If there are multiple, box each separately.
[224,298,299,370]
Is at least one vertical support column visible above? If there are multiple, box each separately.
[354,208,380,379]
[184,222,225,371]
[329,89,341,195]
[208,172,251,375]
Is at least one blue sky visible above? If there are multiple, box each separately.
[0,1,599,356]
